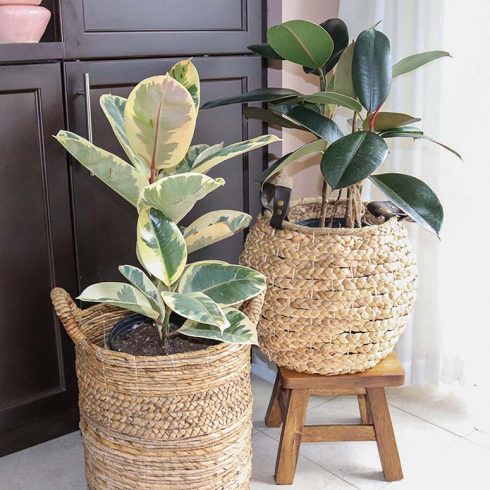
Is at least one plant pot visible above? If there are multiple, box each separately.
[240,197,417,375]
[0,5,51,44]
[51,288,264,489]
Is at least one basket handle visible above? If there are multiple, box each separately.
[261,170,292,230]
[51,287,87,345]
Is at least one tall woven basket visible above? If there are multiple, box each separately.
[240,197,417,376]
[51,287,264,490]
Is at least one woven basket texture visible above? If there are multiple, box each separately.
[51,288,264,489]
[240,197,418,376]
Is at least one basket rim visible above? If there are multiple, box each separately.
[262,196,399,236]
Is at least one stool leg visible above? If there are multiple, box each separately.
[265,371,283,428]
[275,389,309,485]
[358,394,372,424]
[366,387,403,481]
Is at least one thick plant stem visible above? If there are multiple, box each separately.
[162,307,171,354]
[319,181,329,227]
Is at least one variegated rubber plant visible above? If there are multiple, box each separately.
[203,19,461,236]
[55,59,278,351]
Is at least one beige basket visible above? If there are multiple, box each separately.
[240,197,417,376]
[51,288,264,490]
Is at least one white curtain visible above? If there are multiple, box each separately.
[339,0,490,387]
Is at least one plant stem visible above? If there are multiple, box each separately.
[162,307,171,354]
[328,189,342,227]
[318,69,329,228]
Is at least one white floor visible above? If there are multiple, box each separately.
[1,376,488,489]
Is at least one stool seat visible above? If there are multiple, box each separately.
[265,354,405,485]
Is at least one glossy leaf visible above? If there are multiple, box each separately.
[321,131,388,190]
[248,43,284,60]
[302,91,362,112]
[160,291,228,330]
[118,265,163,312]
[168,58,200,110]
[178,262,266,306]
[268,20,334,69]
[138,173,224,222]
[99,94,147,175]
[381,132,462,160]
[178,307,258,345]
[364,112,421,131]
[257,138,327,185]
[201,88,300,109]
[334,41,356,99]
[353,28,392,113]
[124,75,197,170]
[184,210,251,254]
[369,173,444,235]
[190,135,280,174]
[137,207,187,286]
[54,131,148,207]
[275,104,344,142]
[304,18,349,74]
[393,50,450,78]
[172,144,210,174]
[378,126,423,136]
[78,282,160,320]
[243,106,303,130]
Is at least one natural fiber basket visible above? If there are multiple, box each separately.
[51,288,264,490]
[240,197,417,376]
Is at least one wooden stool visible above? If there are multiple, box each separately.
[265,353,405,485]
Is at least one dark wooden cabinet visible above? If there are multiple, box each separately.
[0,63,78,455]
[61,0,264,59]
[65,56,264,291]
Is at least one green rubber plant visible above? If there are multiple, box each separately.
[202,19,460,235]
[54,59,278,351]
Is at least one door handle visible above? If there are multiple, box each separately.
[83,72,93,143]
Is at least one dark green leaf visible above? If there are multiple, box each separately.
[275,104,344,142]
[304,18,349,74]
[353,28,392,113]
[334,42,356,98]
[302,91,363,112]
[381,132,462,160]
[321,131,388,190]
[201,88,300,110]
[257,139,327,185]
[248,43,284,60]
[268,20,334,69]
[393,50,451,78]
[243,106,303,130]
[379,126,423,136]
[364,112,421,131]
[369,173,443,235]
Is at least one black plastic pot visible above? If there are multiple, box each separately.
[107,313,148,350]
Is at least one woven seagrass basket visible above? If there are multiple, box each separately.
[240,197,417,376]
[51,287,264,490]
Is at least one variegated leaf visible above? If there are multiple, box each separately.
[192,142,224,168]
[137,172,224,223]
[124,75,197,170]
[77,282,160,320]
[191,135,281,174]
[54,131,148,206]
[178,262,266,306]
[137,207,187,286]
[99,94,148,175]
[171,144,210,174]
[178,306,258,344]
[168,59,200,110]
[184,210,251,253]
[160,291,229,331]
[118,265,164,312]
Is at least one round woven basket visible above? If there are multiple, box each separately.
[240,197,417,376]
[51,287,264,490]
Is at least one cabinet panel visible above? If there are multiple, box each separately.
[61,0,264,59]
[0,63,78,455]
[65,56,264,291]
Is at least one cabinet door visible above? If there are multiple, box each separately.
[61,0,264,59]
[65,56,264,291]
[0,63,78,456]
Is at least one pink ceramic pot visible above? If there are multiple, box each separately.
[0,5,51,44]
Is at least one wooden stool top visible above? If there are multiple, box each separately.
[279,353,405,390]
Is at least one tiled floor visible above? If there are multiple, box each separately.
[1,376,488,489]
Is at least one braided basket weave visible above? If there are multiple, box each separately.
[240,197,417,376]
[51,287,264,489]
